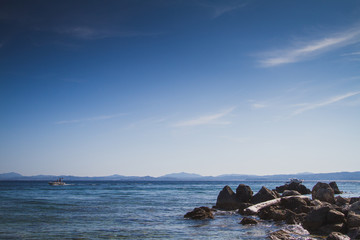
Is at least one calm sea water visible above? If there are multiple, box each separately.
[0,180,359,239]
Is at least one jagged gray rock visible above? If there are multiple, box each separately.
[239,217,258,225]
[252,186,278,204]
[184,206,214,220]
[312,182,335,204]
[215,185,241,210]
[236,184,253,203]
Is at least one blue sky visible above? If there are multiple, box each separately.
[1,0,360,177]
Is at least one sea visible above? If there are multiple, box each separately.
[0,180,359,239]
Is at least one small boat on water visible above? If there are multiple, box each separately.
[48,178,66,186]
[286,178,304,184]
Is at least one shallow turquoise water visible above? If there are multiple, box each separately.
[0,181,359,239]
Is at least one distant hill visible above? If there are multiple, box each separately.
[1,171,360,181]
[159,172,204,180]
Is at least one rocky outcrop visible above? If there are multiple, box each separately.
[258,206,289,221]
[237,202,253,215]
[329,182,342,194]
[251,186,278,204]
[326,232,350,240]
[282,190,301,197]
[215,186,240,210]
[239,217,258,225]
[347,227,360,239]
[350,201,360,215]
[275,182,311,195]
[268,229,294,240]
[184,206,214,220]
[312,182,335,204]
[236,184,253,203]
[347,212,360,228]
[335,196,350,206]
[280,196,311,214]
[350,197,360,204]
[302,206,346,235]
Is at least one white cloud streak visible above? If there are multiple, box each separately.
[55,113,127,124]
[342,51,360,56]
[174,107,235,127]
[293,91,360,115]
[259,27,360,67]
[55,26,160,40]
[252,103,266,109]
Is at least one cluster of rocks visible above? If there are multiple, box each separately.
[184,181,360,239]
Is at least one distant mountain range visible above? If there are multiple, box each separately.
[1,171,360,181]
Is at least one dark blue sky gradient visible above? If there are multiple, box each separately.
[1,0,360,176]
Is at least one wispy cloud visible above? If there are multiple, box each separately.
[212,3,246,18]
[198,1,246,18]
[259,27,360,67]
[341,51,360,56]
[292,91,360,115]
[174,107,235,127]
[251,103,266,109]
[55,26,160,40]
[55,113,127,125]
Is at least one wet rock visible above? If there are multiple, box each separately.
[280,196,309,213]
[350,197,360,204]
[303,206,331,231]
[275,182,311,195]
[282,190,301,197]
[237,202,253,215]
[251,186,278,204]
[215,186,240,210]
[312,182,335,204]
[239,217,258,225]
[335,196,350,206]
[268,229,296,240]
[319,223,345,235]
[329,182,342,194]
[326,231,350,240]
[184,206,214,220]
[348,212,360,228]
[350,201,360,214]
[258,205,290,221]
[347,227,360,239]
[327,209,346,224]
[286,211,307,225]
[235,184,253,203]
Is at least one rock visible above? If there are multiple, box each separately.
[184,206,214,220]
[326,209,346,224]
[329,182,342,194]
[251,186,278,204]
[350,201,360,214]
[280,196,309,213]
[235,184,253,203]
[312,182,335,204]
[302,206,331,232]
[239,217,258,225]
[268,229,296,240]
[215,186,240,210]
[326,232,350,240]
[348,212,360,228]
[286,212,307,225]
[350,197,360,204]
[237,202,253,215]
[282,190,301,197]
[319,223,345,235]
[288,182,311,194]
[335,196,350,206]
[258,205,289,221]
[347,227,360,239]
[275,182,311,195]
